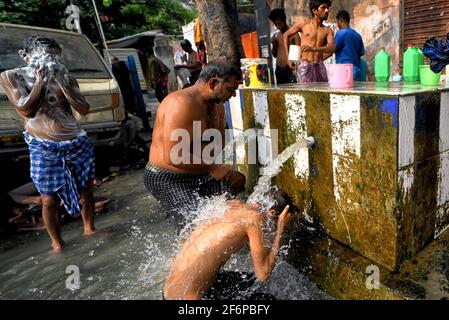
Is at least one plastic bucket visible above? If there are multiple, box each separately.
[288,45,301,61]
[419,65,440,86]
[327,64,353,88]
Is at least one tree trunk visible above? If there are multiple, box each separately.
[275,0,284,9]
[195,0,244,68]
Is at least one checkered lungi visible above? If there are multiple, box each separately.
[24,130,95,217]
[143,162,228,216]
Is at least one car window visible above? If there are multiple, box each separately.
[0,25,110,78]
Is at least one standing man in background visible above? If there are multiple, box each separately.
[282,0,336,84]
[268,8,301,84]
[174,39,203,88]
[332,10,365,80]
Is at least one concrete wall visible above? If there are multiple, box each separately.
[269,0,401,80]
[229,86,449,271]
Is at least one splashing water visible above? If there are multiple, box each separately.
[247,137,315,210]
[217,130,258,165]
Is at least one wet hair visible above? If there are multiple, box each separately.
[180,39,192,48]
[23,36,62,54]
[336,10,350,23]
[268,8,287,23]
[198,60,242,82]
[270,190,298,217]
[309,0,332,17]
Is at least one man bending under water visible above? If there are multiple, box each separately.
[163,190,296,300]
[0,36,98,252]
[282,0,335,83]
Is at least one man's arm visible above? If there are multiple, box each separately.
[290,33,301,46]
[0,70,47,118]
[247,206,292,281]
[283,18,306,68]
[55,73,90,116]
[271,33,279,58]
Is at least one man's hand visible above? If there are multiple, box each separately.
[225,171,246,195]
[301,45,315,53]
[54,64,69,84]
[35,65,49,85]
[278,205,293,232]
[210,164,232,180]
[288,60,296,70]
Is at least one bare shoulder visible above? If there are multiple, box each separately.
[0,69,22,84]
[161,88,196,109]
[158,88,201,120]
[295,15,309,27]
[225,206,262,226]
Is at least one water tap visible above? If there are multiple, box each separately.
[306,136,315,148]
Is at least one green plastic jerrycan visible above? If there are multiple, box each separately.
[403,44,420,82]
[374,47,390,82]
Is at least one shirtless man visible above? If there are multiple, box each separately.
[163,190,295,300]
[268,8,301,84]
[144,60,246,227]
[282,0,336,83]
[174,39,203,87]
[0,36,97,252]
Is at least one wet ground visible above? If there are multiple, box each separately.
[0,167,332,300]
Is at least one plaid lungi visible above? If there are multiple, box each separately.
[143,162,228,216]
[297,61,328,84]
[24,130,95,217]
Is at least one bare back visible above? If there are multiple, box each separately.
[149,85,225,173]
[164,207,262,300]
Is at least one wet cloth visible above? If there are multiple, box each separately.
[202,271,276,300]
[297,61,328,84]
[24,130,95,217]
[144,162,228,217]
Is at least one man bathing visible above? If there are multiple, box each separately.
[0,36,99,252]
[144,60,246,227]
[268,8,301,84]
[163,190,296,300]
[282,0,336,83]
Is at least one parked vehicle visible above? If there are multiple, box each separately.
[0,23,138,159]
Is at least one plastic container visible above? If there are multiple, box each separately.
[374,47,390,82]
[328,64,353,88]
[416,47,425,68]
[419,65,440,86]
[288,45,301,61]
[403,44,420,82]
